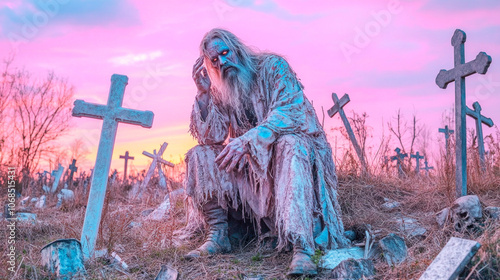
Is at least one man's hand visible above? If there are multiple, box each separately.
[215,138,249,172]
[193,56,211,94]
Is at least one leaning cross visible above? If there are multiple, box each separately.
[50,164,65,193]
[119,151,134,180]
[138,142,174,196]
[68,159,78,187]
[328,93,367,173]
[72,74,154,259]
[391,148,407,177]
[466,101,494,172]
[410,151,424,175]
[438,125,454,158]
[421,160,434,177]
[435,29,492,197]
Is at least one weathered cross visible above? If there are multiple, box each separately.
[391,148,407,177]
[328,93,367,173]
[438,125,454,158]
[421,160,434,177]
[466,101,494,172]
[410,151,424,175]
[119,151,134,180]
[68,159,78,187]
[50,164,65,193]
[140,142,174,193]
[435,29,492,197]
[72,74,154,259]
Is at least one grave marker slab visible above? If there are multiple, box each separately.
[50,164,65,193]
[435,29,492,197]
[72,74,154,259]
[466,101,494,172]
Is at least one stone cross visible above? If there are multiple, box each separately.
[68,159,78,187]
[391,148,407,177]
[119,151,134,180]
[72,74,154,259]
[410,151,424,175]
[438,125,454,158]
[138,142,174,195]
[466,101,494,172]
[328,93,367,173]
[50,164,65,193]
[435,29,492,197]
[421,160,434,177]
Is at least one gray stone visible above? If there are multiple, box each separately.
[17,212,37,223]
[419,237,480,280]
[41,239,86,279]
[382,200,401,211]
[72,74,154,259]
[35,195,47,209]
[393,216,427,237]
[450,195,482,232]
[379,233,407,266]
[320,246,365,269]
[141,209,154,216]
[436,207,450,227]
[329,258,376,280]
[147,195,171,221]
[57,189,75,207]
[435,29,492,197]
[155,265,178,280]
[484,206,500,220]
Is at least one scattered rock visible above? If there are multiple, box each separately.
[450,195,482,232]
[419,237,480,280]
[392,216,426,237]
[484,206,500,220]
[320,246,365,270]
[379,233,407,266]
[382,198,401,211]
[155,265,178,280]
[436,207,450,227]
[127,221,142,229]
[141,209,154,217]
[17,212,37,223]
[329,259,376,280]
[35,195,47,208]
[344,230,357,242]
[57,189,75,207]
[20,196,30,206]
[147,196,171,221]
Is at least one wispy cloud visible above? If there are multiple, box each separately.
[109,51,163,65]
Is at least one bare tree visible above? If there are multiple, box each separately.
[387,109,423,171]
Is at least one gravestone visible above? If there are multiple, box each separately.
[50,164,65,193]
[328,93,368,173]
[438,125,454,158]
[119,151,134,180]
[72,74,154,259]
[466,101,494,172]
[435,29,492,197]
[410,151,424,175]
[68,159,78,188]
[421,160,434,177]
[391,148,407,177]
[134,142,174,198]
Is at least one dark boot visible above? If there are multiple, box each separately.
[185,199,231,259]
[287,244,317,276]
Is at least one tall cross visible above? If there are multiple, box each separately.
[72,74,154,259]
[410,151,424,175]
[421,160,434,177]
[328,93,367,173]
[68,159,78,187]
[119,151,134,180]
[438,125,454,158]
[390,148,407,177]
[435,29,492,197]
[466,101,494,172]
[139,142,174,196]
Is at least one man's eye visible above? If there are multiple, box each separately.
[212,58,218,62]
[222,50,228,55]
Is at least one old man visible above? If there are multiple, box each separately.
[185,28,349,276]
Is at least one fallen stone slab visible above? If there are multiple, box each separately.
[419,237,480,280]
[393,216,427,237]
[147,195,171,221]
[328,258,375,280]
[155,265,178,280]
[379,233,407,266]
[17,212,37,224]
[320,246,364,269]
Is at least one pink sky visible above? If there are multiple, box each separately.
[2,0,500,175]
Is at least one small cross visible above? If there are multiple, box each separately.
[391,148,407,177]
[72,74,154,259]
[119,151,134,180]
[138,142,174,196]
[421,160,434,177]
[328,92,367,173]
[68,159,78,187]
[438,125,454,158]
[410,151,424,175]
[466,101,494,172]
[435,29,492,198]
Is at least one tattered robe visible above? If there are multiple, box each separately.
[186,54,349,252]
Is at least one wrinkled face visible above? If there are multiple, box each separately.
[205,38,240,80]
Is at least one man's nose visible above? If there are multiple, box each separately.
[219,56,227,66]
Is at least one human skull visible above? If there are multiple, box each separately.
[450,195,482,232]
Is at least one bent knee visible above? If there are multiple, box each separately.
[186,144,225,162]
